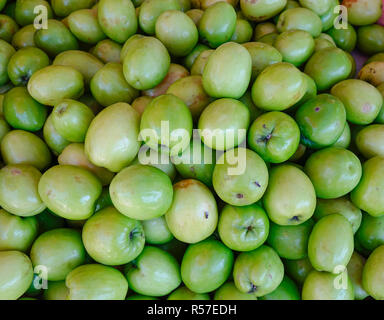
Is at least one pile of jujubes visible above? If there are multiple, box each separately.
[1,0,384,301]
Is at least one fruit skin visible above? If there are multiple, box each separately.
[0,164,46,217]
[142,216,173,245]
[12,25,36,49]
[155,10,198,57]
[356,213,384,252]
[347,251,369,300]
[327,24,357,53]
[214,282,257,300]
[198,98,250,151]
[42,280,68,300]
[304,147,362,199]
[296,94,347,149]
[30,228,86,281]
[230,18,253,44]
[203,42,251,99]
[98,0,137,44]
[251,63,307,111]
[314,197,362,234]
[14,0,53,26]
[82,206,145,265]
[38,165,102,220]
[165,179,218,244]
[123,36,170,91]
[0,39,16,86]
[34,19,79,57]
[362,245,384,299]
[308,214,354,273]
[168,286,210,300]
[0,14,19,42]
[125,246,181,297]
[43,114,70,156]
[91,39,122,64]
[359,61,384,87]
[342,0,382,26]
[267,219,314,260]
[248,111,300,163]
[181,239,234,293]
[302,270,354,300]
[3,87,47,132]
[240,0,287,22]
[357,24,384,56]
[110,164,173,220]
[0,209,38,252]
[351,156,384,217]
[213,148,269,206]
[299,0,332,15]
[263,164,316,226]
[233,245,284,297]
[51,0,96,17]
[198,2,237,48]
[85,102,140,173]
[0,250,33,300]
[182,43,210,70]
[284,258,313,286]
[356,125,384,158]
[66,264,128,300]
[218,204,269,252]
[260,276,300,300]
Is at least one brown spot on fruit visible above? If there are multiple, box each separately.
[11,169,21,175]
[175,179,195,189]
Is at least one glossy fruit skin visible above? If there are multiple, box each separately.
[98,0,137,44]
[356,124,384,158]
[213,148,269,206]
[165,179,218,243]
[43,114,70,156]
[263,164,316,226]
[182,43,210,70]
[230,18,253,44]
[296,94,346,149]
[3,87,47,132]
[252,63,306,111]
[314,197,362,234]
[351,157,384,217]
[0,39,15,86]
[156,10,198,57]
[214,282,257,300]
[198,2,236,48]
[1,130,51,170]
[308,214,354,273]
[66,264,128,300]
[125,246,181,297]
[0,14,19,42]
[42,280,68,300]
[233,245,284,297]
[51,0,95,17]
[0,209,38,252]
[198,98,250,150]
[82,206,145,265]
[342,0,382,26]
[139,0,181,35]
[168,286,210,300]
[0,251,33,300]
[240,0,286,22]
[248,111,300,163]
[123,36,170,91]
[142,216,173,245]
[181,239,234,293]
[38,165,102,220]
[0,164,45,217]
[302,270,354,300]
[85,102,140,173]
[304,147,362,199]
[327,24,357,53]
[190,49,213,76]
[268,219,314,260]
[254,22,278,40]
[358,61,384,87]
[347,251,369,300]
[218,204,269,252]
[14,0,53,26]
[91,39,122,64]
[284,258,313,285]
[277,8,322,38]
[34,20,79,57]
[356,213,384,252]
[30,228,85,281]
[185,9,204,26]
[362,245,384,299]
[11,25,36,49]
[203,42,251,99]
[260,275,300,300]
[332,122,351,148]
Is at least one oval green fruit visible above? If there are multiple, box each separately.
[356,213,384,252]
[240,0,287,22]
[260,276,300,300]
[0,39,15,86]
[347,251,369,300]
[362,245,384,299]
[277,7,322,37]
[142,216,173,245]
[356,125,384,158]
[214,282,257,300]
[343,0,382,26]
[68,9,106,44]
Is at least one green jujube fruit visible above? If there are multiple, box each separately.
[68,9,106,44]
[14,0,53,26]
[84,102,141,172]
[34,20,79,57]
[253,22,278,40]
[240,0,287,22]
[98,0,137,44]
[263,164,316,226]
[277,7,322,37]
[30,228,86,281]
[0,164,46,217]
[42,281,68,300]
[0,14,19,42]
[190,49,214,76]
[82,206,145,265]
[344,0,382,26]
[304,147,362,199]
[252,62,307,111]
[27,65,84,106]
[347,251,369,300]
[308,214,354,273]
[123,36,170,90]
[91,39,122,64]
[260,276,300,300]
[90,62,139,107]
[362,245,384,300]
[0,251,33,300]
[284,258,314,286]
[299,0,332,15]
[66,264,128,300]
[357,24,384,56]
[3,87,47,132]
[230,18,253,44]
[356,213,384,252]
[11,25,36,49]
[214,282,257,300]
[43,114,70,156]
[198,2,237,48]
[142,216,173,245]
[356,125,384,158]
[0,39,15,86]
[332,122,351,149]
[51,0,96,17]
[168,286,209,300]
[110,164,173,220]
[327,24,357,52]
[38,165,102,220]
[181,239,234,293]
[351,156,384,217]
[182,43,210,70]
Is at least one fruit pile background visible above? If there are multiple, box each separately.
[0,0,384,301]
